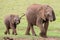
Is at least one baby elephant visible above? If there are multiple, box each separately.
[4,14,20,35]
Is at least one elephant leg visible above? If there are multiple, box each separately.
[10,24,17,35]
[10,23,17,35]
[36,18,45,37]
[44,21,49,37]
[7,28,10,34]
[37,24,45,37]
[14,29,17,35]
[12,31,14,35]
[12,26,17,35]
[25,23,30,35]
[12,27,17,35]
[30,26,36,36]
[4,30,7,35]
[4,25,10,35]
[5,28,10,35]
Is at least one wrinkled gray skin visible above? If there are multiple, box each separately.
[4,14,20,35]
[25,4,56,37]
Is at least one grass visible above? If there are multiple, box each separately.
[0,0,60,40]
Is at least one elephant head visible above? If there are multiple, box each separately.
[39,5,56,22]
[10,15,20,25]
[14,15,20,24]
[14,14,25,24]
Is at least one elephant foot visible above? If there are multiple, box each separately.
[12,32,14,35]
[14,33,17,35]
[40,32,47,38]
[32,34,37,36]
[13,33,17,35]
[12,32,17,35]
[25,33,30,35]
[8,32,10,35]
[4,32,7,35]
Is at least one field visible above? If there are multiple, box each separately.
[0,0,60,40]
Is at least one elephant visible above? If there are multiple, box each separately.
[25,4,56,37]
[4,14,24,35]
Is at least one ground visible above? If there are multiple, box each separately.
[3,36,60,40]
[0,0,60,40]
[13,37,60,40]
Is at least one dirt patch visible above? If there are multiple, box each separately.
[3,37,60,40]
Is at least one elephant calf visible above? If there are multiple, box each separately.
[4,14,21,35]
[25,4,56,37]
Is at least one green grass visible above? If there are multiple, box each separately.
[0,0,60,40]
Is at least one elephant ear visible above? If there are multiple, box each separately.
[52,10,56,21]
[38,9,46,21]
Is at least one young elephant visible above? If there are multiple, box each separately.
[25,4,56,37]
[4,14,21,35]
